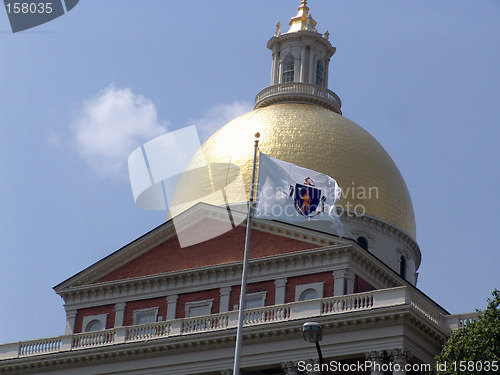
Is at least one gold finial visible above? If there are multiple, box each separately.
[288,0,317,33]
[255,132,260,139]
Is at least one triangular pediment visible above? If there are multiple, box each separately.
[54,203,345,293]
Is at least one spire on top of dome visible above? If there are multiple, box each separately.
[287,0,317,33]
[255,0,341,114]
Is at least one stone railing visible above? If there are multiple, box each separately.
[0,287,458,360]
[254,83,342,114]
[440,312,479,333]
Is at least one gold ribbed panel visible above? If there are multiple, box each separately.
[172,103,416,239]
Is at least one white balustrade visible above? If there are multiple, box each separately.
[127,321,171,341]
[322,292,374,314]
[182,313,229,334]
[244,305,291,325]
[1,286,459,360]
[72,329,115,349]
[254,82,341,112]
[18,338,62,356]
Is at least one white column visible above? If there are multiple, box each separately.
[166,295,178,320]
[300,46,307,82]
[294,57,300,82]
[220,287,231,313]
[64,309,77,335]
[324,58,330,87]
[333,269,345,296]
[345,270,355,294]
[278,60,283,83]
[333,269,355,295]
[274,278,287,304]
[271,52,276,85]
[308,49,315,84]
[365,351,384,375]
[114,302,126,327]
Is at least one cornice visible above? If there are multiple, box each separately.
[267,30,336,57]
[341,211,421,268]
[0,305,446,374]
[60,242,405,311]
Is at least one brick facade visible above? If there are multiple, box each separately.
[96,225,317,283]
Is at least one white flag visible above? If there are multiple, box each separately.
[255,153,343,237]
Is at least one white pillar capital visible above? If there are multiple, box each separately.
[365,351,385,375]
[281,361,301,375]
[391,348,411,375]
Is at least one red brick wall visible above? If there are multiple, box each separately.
[354,275,376,293]
[74,305,115,333]
[122,297,167,326]
[96,225,317,283]
[229,280,276,310]
[285,272,334,303]
[176,289,220,319]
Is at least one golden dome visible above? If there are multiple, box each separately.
[180,103,416,239]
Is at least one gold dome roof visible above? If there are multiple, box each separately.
[173,103,416,239]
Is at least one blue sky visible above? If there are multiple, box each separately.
[0,1,499,344]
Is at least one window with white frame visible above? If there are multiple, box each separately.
[282,54,295,83]
[316,59,324,86]
[233,292,267,310]
[133,307,159,325]
[295,282,324,302]
[82,313,107,332]
[245,291,267,309]
[185,299,213,317]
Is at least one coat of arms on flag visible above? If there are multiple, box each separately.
[290,178,325,218]
[255,153,343,237]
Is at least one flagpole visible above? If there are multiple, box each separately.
[233,132,260,375]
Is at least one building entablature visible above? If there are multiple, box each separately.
[0,286,462,374]
[58,240,405,312]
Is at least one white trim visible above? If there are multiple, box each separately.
[82,313,107,332]
[133,307,159,325]
[295,282,324,301]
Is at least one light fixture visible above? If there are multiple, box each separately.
[303,322,326,375]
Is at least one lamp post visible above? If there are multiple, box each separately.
[303,322,326,375]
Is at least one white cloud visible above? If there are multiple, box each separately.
[73,85,167,178]
[191,101,253,141]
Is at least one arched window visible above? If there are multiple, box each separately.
[299,288,319,301]
[316,60,324,85]
[85,320,103,332]
[282,54,295,83]
[357,236,368,251]
[400,256,407,280]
